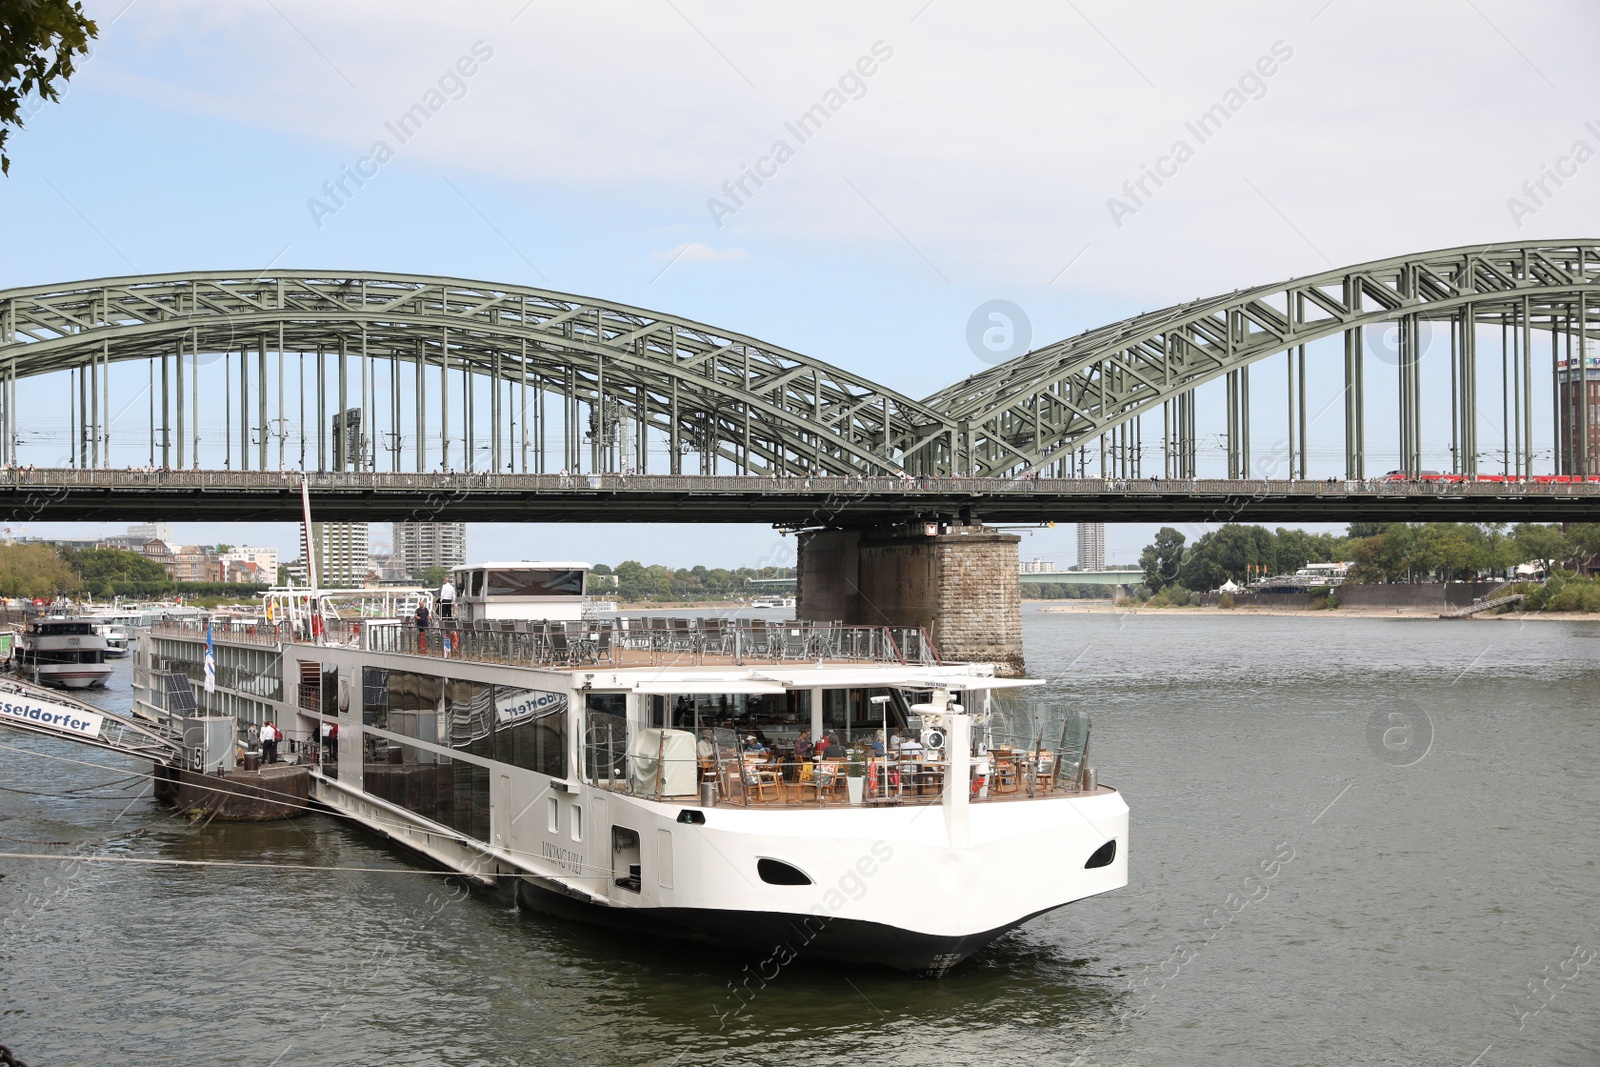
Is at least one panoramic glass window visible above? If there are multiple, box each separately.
[486,568,585,597]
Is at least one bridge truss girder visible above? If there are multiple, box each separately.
[929,241,1600,478]
[0,272,956,476]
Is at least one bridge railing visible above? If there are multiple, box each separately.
[6,467,1600,498]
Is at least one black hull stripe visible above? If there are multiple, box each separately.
[514,878,1066,974]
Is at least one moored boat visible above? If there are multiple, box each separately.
[14,616,114,688]
[132,563,1128,972]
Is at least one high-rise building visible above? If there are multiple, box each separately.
[394,522,467,578]
[128,521,173,544]
[306,522,370,587]
[1076,522,1106,572]
[1556,342,1600,474]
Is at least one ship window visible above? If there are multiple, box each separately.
[547,796,560,833]
[571,803,583,843]
[362,667,389,729]
[494,685,568,779]
[757,858,813,886]
[1085,840,1117,869]
[657,829,674,889]
[358,737,490,844]
[486,568,585,597]
[612,826,641,893]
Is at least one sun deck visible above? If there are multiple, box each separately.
[155,616,942,671]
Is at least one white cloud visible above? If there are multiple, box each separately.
[82,0,1600,304]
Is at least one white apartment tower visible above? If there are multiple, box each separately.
[394,522,467,578]
[1076,522,1106,572]
[307,522,370,587]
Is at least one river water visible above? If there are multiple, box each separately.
[1,608,1597,1066]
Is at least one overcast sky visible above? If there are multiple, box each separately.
[2,0,1594,567]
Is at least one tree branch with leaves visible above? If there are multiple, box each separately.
[0,0,98,175]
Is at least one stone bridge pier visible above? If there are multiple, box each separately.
[795,522,1024,675]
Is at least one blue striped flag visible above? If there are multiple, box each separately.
[204,624,216,694]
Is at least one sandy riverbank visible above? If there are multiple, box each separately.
[1034,601,1595,620]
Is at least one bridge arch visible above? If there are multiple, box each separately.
[928,240,1600,478]
[0,271,955,476]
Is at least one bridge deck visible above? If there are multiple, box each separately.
[4,469,1600,523]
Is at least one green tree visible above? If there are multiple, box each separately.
[58,545,167,596]
[1566,523,1600,570]
[1138,527,1186,591]
[1512,523,1568,573]
[417,565,452,589]
[0,543,81,598]
[0,0,97,174]
[1177,524,1275,590]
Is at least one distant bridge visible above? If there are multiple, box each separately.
[4,468,1599,524]
[1019,570,1145,588]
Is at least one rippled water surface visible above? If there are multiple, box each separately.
[2,608,1598,1066]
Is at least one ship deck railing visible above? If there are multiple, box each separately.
[583,751,1103,808]
[583,725,1097,809]
[149,617,943,669]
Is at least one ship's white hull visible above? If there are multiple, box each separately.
[26,663,114,689]
[311,765,1127,972]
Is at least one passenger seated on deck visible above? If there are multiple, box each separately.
[743,735,768,757]
[792,730,814,760]
[818,734,844,758]
[870,729,886,756]
[696,730,716,759]
[898,735,923,758]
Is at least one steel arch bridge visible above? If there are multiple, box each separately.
[0,270,953,477]
[0,241,1594,484]
[932,239,1600,480]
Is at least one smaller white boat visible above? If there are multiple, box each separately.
[12,617,114,689]
[750,595,784,609]
[84,618,131,658]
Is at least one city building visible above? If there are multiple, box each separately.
[127,521,174,544]
[137,539,218,583]
[1018,558,1057,574]
[1556,342,1600,474]
[1076,523,1106,572]
[394,521,467,578]
[225,560,266,584]
[221,546,279,578]
[305,522,370,588]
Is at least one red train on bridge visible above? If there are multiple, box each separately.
[1381,471,1600,484]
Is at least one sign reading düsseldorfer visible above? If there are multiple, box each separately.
[0,697,104,739]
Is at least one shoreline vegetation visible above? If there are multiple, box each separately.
[1094,521,1600,619]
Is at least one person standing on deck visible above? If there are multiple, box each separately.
[438,577,456,619]
[261,721,279,764]
[414,601,431,652]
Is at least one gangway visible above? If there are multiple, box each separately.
[0,677,183,762]
[1439,593,1525,619]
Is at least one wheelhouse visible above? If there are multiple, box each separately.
[450,562,590,623]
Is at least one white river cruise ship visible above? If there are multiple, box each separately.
[132,563,1128,973]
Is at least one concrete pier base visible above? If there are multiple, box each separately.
[153,763,311,821]
[796,522,1024,674]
